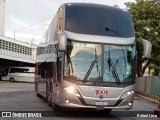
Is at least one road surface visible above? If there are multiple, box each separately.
[0,81,159,120]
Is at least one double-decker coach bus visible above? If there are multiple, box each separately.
[35,3,152,112]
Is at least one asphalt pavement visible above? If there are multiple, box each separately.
[0,81,159,120]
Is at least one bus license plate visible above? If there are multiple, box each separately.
[95,101,107,106]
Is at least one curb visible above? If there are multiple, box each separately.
[136,94,159,104]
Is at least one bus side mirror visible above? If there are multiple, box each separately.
[58,31,67,51]
[136,38,152,58]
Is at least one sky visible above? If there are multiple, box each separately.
[4,0,135,44]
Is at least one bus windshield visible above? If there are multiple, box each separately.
[103,45,136,84]
[64,41,136,84]
[65,4,134,38]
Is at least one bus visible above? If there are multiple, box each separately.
[1,67,35,82]
[35,3,152,112]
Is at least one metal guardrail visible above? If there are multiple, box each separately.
[135,76,160,101]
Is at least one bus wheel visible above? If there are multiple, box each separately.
[47,92,52,107]
[10,78,15,82]
[46,83,52,107]
[52,102,60,111]
[50,85,60,111]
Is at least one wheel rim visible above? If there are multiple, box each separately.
[10,78,14,82]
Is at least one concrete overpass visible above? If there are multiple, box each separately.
[0,35,37,68]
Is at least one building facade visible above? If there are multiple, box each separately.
[0,35,37,69]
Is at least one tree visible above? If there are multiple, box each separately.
[125,0,160,76]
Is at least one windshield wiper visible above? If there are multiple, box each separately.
[107,49,121,85]
[83,48,100,83]
[68,58,74,75]
[105,27,122,37]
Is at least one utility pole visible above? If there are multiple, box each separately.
[14,29,15,40]
[0,0,5,35]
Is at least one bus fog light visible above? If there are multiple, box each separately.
[121,90,134,99]
[64,86,81,97]
[65,99,69,103]
[128,102,132,106]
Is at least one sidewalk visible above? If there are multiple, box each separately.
[136,88,160,102]
[136,93,160,117]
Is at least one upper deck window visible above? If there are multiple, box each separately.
[65,4,134,38]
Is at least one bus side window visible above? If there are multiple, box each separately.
[39,63,46,79]
[52,62,56,83]
[57,56,62,83]
[45,62,53,81]
[38,69,41,76]
[41,70,46,78]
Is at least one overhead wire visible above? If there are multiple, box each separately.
[15,15,54,32]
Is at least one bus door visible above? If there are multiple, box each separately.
[53,53,62,103]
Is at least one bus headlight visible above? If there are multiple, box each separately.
[64,86,81,97]
[121,90,134,99]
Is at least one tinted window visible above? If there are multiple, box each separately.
[65,4,134,38]
[1,68,9,76]
[10,68,23,73]
[38,62,53,79]
[9,68,34,73]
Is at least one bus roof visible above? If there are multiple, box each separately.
[63,3,128,13]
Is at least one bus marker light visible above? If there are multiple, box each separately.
[129,102,132,106]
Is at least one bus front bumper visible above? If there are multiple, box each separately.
[58,92,134,110]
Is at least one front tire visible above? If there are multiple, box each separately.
[10,77,15,82]
[50,84,60,111]
[52,102,60,111]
